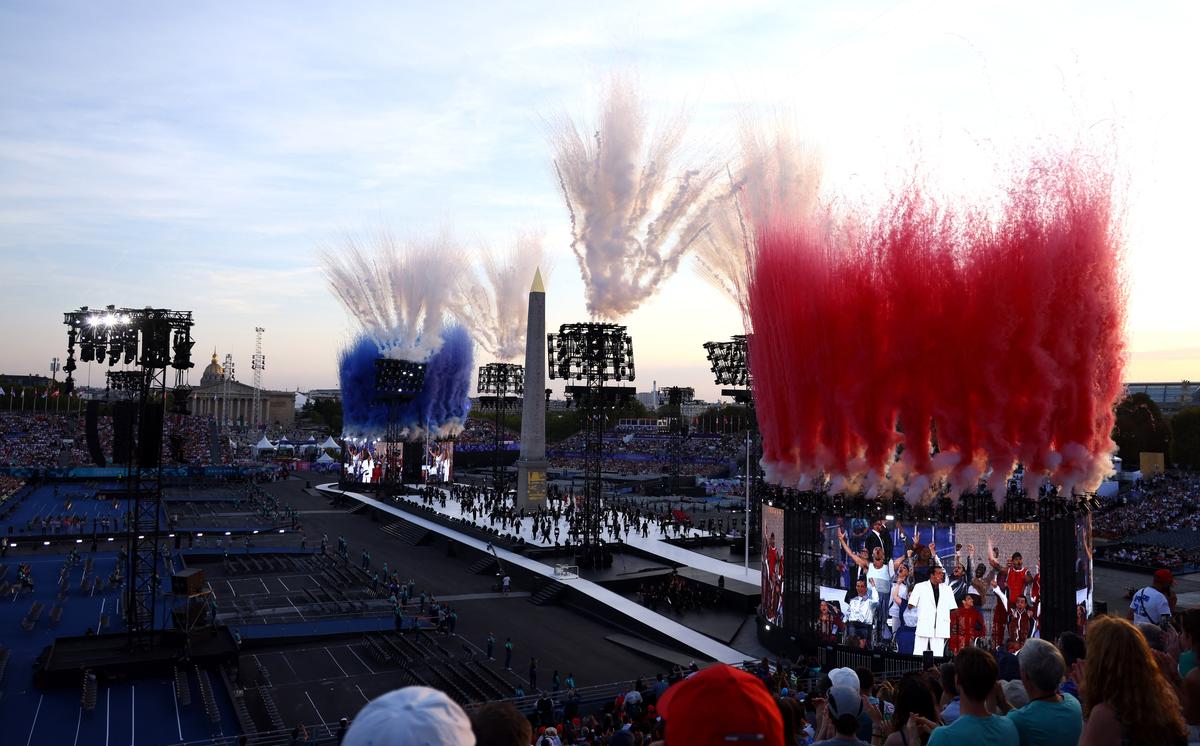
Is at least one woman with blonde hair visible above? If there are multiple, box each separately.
[1078,615,1187,746]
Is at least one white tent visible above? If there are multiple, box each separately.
[319,436,340,450]
[315,451,336,464]
[254,436,275,452]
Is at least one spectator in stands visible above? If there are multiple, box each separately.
[812,686,872,746]
[1055,631,1086,700]
[470,702,531,746]
[1129,568,1176,625]
[656,663,783,745]
[937,663,960,725]
[925,647,1017,746]
[883,672,941,746]
[343,686,476,746]
[1078,616,1187,746]
[1180,608,1200,739]
[999,638,1082,746]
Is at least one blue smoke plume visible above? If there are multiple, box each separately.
[339,326,474,440]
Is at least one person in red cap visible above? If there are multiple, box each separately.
[1129,568,1176,625]
[654,663,784,745]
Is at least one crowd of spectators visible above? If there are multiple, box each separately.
[337,601,1198,745]
[547,431,741,477]
[0,411,216,468]
[457,418,521,452]
[1093,472,1200,540]
[1092,471,1200,570]
[1095,542,1200,571]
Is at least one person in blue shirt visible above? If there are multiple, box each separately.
[995,638,1082,746]
[926,647,1018,746]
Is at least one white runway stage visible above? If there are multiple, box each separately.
[318,484,757,665]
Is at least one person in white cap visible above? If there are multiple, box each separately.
[344,686,476,746]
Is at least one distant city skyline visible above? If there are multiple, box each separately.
[2,2,1197,403]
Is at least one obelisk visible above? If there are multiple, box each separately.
[516,268,548,507]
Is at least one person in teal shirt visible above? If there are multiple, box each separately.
[927,647,1018,746]
[998,639,1083,746]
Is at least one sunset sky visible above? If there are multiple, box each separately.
[2,1,1196,401]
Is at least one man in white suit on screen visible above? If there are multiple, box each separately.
[908,564,956,657]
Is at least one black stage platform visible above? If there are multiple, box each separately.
[38,628,239,688]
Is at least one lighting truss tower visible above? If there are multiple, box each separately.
[477,363,524,498]
[251,327,264,431]
[661,386,694,491]
[548,323,635,569]
[704,334,760,549]
[375,358,427,492]
[64,305,194,648]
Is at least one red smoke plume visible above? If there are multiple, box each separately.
[747,155,1125,503]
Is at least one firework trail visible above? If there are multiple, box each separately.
[694,119,823,316]
[550,73,720,319]
[455,231,548,361]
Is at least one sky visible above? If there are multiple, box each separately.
[1,1,1197,402]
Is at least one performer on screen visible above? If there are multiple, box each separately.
[908,564,956,657]
[762,531,783,625]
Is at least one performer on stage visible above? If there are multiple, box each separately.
[908,565,957,657]
[845,578,879,647]
[839,528,899,642]
[988,540,1034,647]
[949,587,985,654]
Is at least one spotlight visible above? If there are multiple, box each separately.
[107,537,114,542]
[224,531,231,536]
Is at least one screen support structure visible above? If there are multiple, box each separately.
[549,323,635,570]
[375,358,427,495]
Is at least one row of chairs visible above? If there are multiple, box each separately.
[174,666,192,706]
[196,666,221,726]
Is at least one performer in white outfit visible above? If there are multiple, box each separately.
[908,565,957,657]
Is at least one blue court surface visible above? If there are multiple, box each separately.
[0,551,240,745]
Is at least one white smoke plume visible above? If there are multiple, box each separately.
[694,119,823,314]
[320,228,468,360]
[455,231,549,361]
[550,74,721,319]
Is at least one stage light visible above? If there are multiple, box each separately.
[278,529,285,533]
[196,532,204,537]
[76,539,82,543]
[168,533,175,538]
[137,535,144,540]
[886,514,895,521]
[224,531,232,536]
[375,358,427,396]
[107,537,114,542]
[252,529,259,534]
[43,541,50,546]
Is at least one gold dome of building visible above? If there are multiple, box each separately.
[200,350,226,388]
